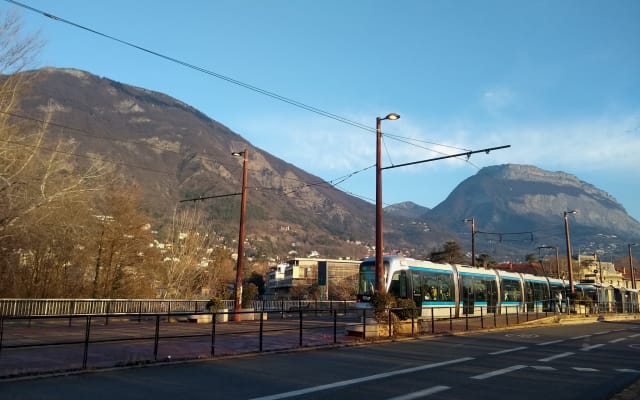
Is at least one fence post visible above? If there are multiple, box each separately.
[506,307,509,326]
[362,309,367,339]
[82,315,92,369]
[333,310,337,344]
[153,314,160,361]
[465,309,469,331]
[211,312,216,357]
[449,307,453,331]
[431,308,435,334]
[259,311,264,352]
[387,308,392,338]
[299,310,303,347]
[281,299,285,319]
[493,307,497,328]
[480,307,484,329]
[0,316,4,356]
[411,310,415,336]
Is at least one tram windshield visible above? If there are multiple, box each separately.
[358,261,378,296]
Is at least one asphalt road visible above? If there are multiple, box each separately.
[2,320,640,400]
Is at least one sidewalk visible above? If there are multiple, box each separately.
[2,312,639,383]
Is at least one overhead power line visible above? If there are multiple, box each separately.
[6,0,486,161]
[5,0,373,133]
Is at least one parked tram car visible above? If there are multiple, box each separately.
[356,255,568,318]
[573,283,640,314]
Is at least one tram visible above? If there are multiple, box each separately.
[356,255,568,318]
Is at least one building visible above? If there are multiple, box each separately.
[576,254,626,287]
[264,257,361,299]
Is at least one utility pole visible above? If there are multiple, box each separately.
[563,210,578,294]
[464,218,476,267]
[232,149,248,321]
[375,113,399,293]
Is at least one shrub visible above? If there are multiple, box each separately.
[370,291,395,322]
[393,298,419,321]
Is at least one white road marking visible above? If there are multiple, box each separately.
[594,331,611,335]
[629,333,640,338]
[386,385,451,400]
[470,365,527,380]
[489,346,528,355]
[570,335,592,340]
[573,367,599,372]
[249,357,475,400]
[617,369,640,373]
[531,366,557,371]
[538,352,574,362]
[609,338,627,343]
[581,344,605,351]
[538,340,564,346]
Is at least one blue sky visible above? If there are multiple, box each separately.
[7,0,640,221]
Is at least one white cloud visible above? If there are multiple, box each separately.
[481,87,516,115]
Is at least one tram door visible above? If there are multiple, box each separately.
[461,276,474,315]
[487,280,498,313]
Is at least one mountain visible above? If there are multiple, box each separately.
[426,164,640,258]
[385,201,430,219]
[12,68,638,261]
[13,67,447,260]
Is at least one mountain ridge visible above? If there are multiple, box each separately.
[13,67,640,260]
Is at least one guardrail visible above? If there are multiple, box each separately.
[0,298,357,317]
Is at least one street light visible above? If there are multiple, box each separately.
[629,243,638,289]
[232,149,248,322]
[563,210,578,294]
[464,218,476,267]
[375,113,400,293]
[537,245,560,278]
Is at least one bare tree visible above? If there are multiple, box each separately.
[88,186,156,298]
[157,207,233,299]
[0,11,115,297]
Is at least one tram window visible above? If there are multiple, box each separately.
[460,275,495,303]
[388,272,408,298]
[411,269,453,302]
[501,279,522,302]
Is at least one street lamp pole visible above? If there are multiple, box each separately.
[464,218,476,267]
[629,243,638,290]
[563,210,578,294]
[232,149,248,322]
[375,113,400,293]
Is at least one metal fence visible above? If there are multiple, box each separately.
[0,298,357,317]
[1,300,637,379]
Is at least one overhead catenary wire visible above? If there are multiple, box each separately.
[6,0,490,166]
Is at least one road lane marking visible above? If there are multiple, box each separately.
[386,385,451,400]
[581,344,605,351]
[249,357,475,400]
[609,338,627,343]
[629,333,640,338]
[538,340,564,346]
[489,346,528,355]
[570,335,592,340]
[617,369,640,373]
[594,331,611,335]
[538,352,574,362]
[531,366,557,371]
[573,367,599,372]
[470,365,527,380]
